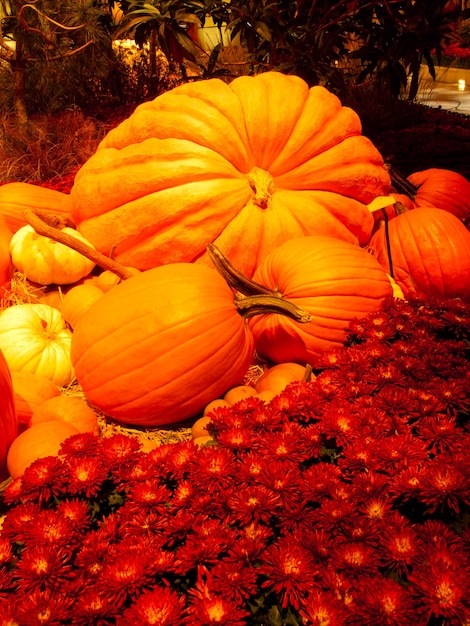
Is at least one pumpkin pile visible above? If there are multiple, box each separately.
[0,70,469,479]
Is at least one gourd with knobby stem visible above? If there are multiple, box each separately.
[70,71,391,277]
[0,183,73,233]
[221,235,396,367]
[70,256,311,427]
[367,206,470,302]
[0,349,18,481]
[9,224,96,285]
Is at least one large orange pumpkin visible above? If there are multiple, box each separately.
[70,72,390,277]
[247,235,395,366]
[70,262,309,426]
[367,206,470,302]
[0,213,13,295]
[0,349,18,481]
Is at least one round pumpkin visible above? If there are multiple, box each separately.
[0,303,74,387]
[367,206,470,302]
[70,72,391,277]
[10,370,61,429]
[0,349,18,481]
[70,262,308,426]
[6,420,79,479]
[255,362,311,395]
[60,283,104,329]
[9,224,96,285]
[29,395,99,435]
[408,168,470,224]
[247,235,394,366]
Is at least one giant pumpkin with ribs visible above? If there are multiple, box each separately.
[70,72,391,277]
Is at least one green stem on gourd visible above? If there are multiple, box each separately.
[207,243,280,297]
[235,293,311,323]
[23,209,135,281]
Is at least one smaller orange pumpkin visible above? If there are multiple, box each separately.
[29,395,99,435]
[10,371,61,430]
[7,420,79,479]
[61,283,104,329]
[255,362,311,395]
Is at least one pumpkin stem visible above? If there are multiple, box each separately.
[387,165,418,199]
[207,243,280,297]
[235,293,311,323]
[23,209,135,281]
[246,167,274,209]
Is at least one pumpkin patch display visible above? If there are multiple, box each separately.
[245,235,395,366]
[70,261,310,426]
[367,206,470,302]
[0,303,74,387]
[0,349,18,481]
[9,224,96,285]
[70,71,391,277]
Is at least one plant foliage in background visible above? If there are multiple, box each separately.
[0,296,469,625]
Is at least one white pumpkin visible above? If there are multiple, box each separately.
[9,224,96,285]
[0,303,74,386]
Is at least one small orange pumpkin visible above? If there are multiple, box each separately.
[29,395,99,435]
[6,420,79,479]
[255,362,311,395]
[10,370,61,430]
[61,283,104,329]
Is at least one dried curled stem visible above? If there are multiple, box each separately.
[23,209,136,281]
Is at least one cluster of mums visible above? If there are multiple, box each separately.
[0,296,469,625]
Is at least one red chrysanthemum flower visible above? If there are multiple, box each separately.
[63,455,109,498]
[227,484,280,525]
[417,452,470,514]
[369,431,428,475]
[415,414,465,454]
[189,446,237,493]
[0,502,43,543]
[349,576,418,625]
[311,497,357,534]
[14,545,73,593]
[16,455,66,504]
[300,463,343,499]
[59,432,100,458]
[110,450,158,486]
[0,538,13,567]
[165,441,198,479]
[213,426,253,451]
[257,427,310,465]
[387,464,423,501]
[298,588,350,626]
[330,541,380,577]
[210,560,259,604]
[124,479,171,514]
[99,546,156,604]
[55,498,91,534]
[20,508,82,552]
[184,566,251,626]
[408,562,470,623]
[117,585,185,626]
[226,521,274,564]
[260,537,319,610]
[0,565,14,601]
[100,432,143,464]
[376,514,424,575]
[118,506,169,539]
[175,518,236,572]
[10,587,75,625]
[1,475,24,503]
[72,586,121,624]
[256,460,302,506]
[74,535,111,581]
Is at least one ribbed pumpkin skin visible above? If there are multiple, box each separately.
[0,349,18,481]
[367,207,470,302]
[0,183,73,232]
[70,264,255,426]
[70,72,390,277]
[0,213,12,294]
[408,168,470,223]
[248,236,394,366]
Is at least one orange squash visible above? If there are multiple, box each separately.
[70,72,390,277]
[408,168,470,224]
[10,371,61,430]
[255,362,311,395]
[60,283,104,329]
[70,262,309,426]
[367,206,470,302]
[29,395,99,435]
[247,235,394,366]
[6,420,79,479]
[0,182,73,232]
[0,349,18,481]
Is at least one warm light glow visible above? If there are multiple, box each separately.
[458,79,466,91]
